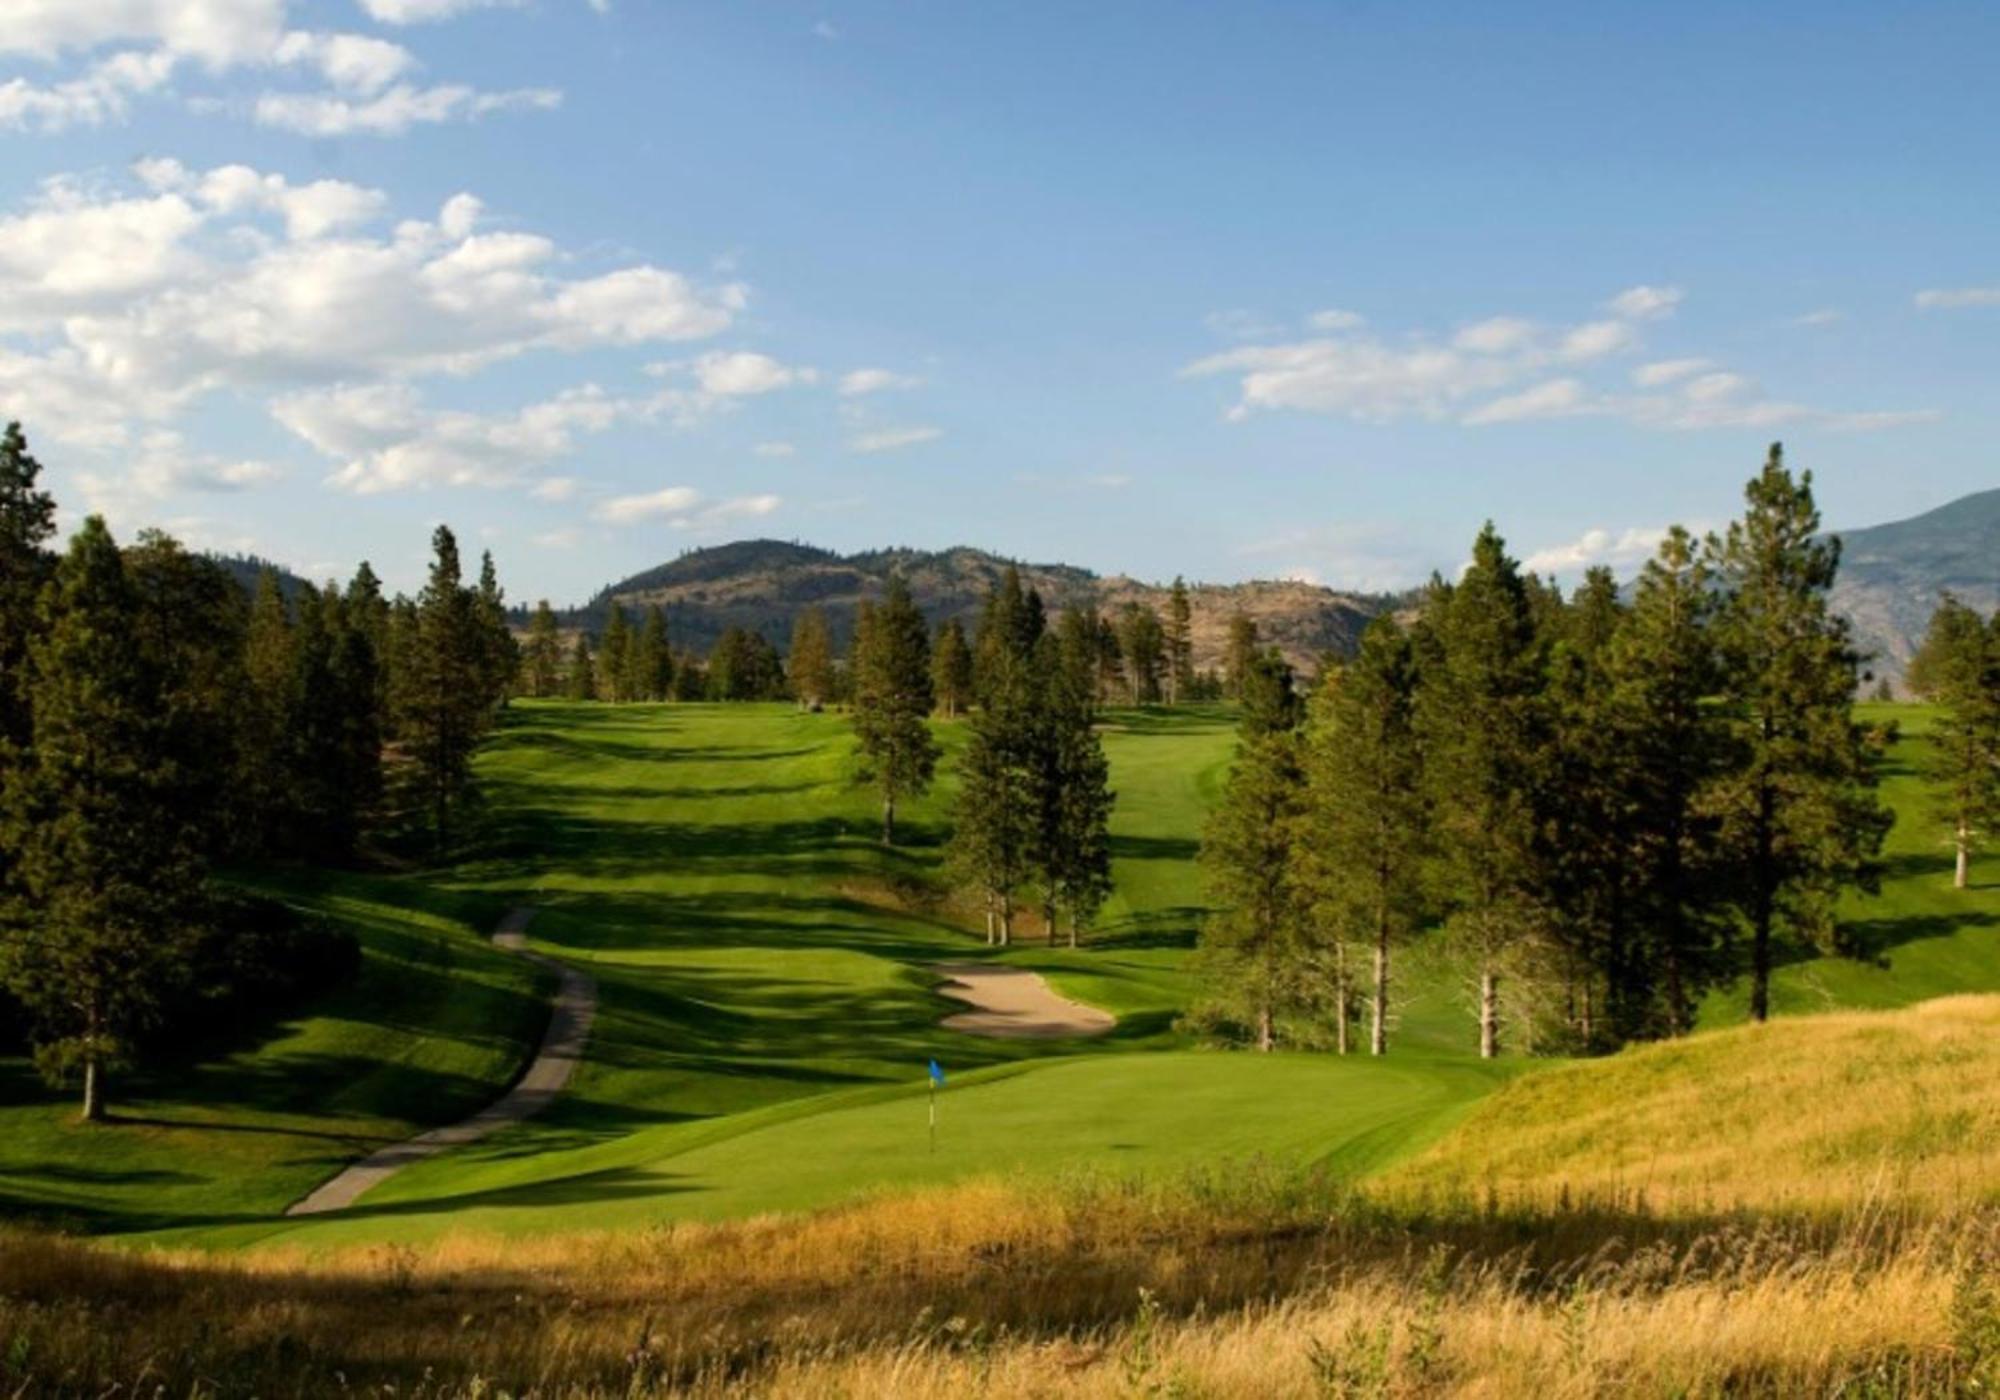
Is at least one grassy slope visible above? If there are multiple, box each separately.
[175,702,1510,1250]
[0,871,548,1232]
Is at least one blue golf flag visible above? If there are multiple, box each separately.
[928,1059,945,1085]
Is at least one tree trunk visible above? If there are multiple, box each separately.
[881,794,895,846]
[1067,910,1078,950]
[984,894,996,947]
[81,1055,104,1122]
[1479,964,1498,1060]
[1044,888,1058,946]
[1256,1002,1273,1053]
[998,894,1013,948]
[1334,941,1349,1055]
[1371,913,1389,1057]
[1956,819,1971,890]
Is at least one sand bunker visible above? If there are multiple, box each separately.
[933,962,1116,1040]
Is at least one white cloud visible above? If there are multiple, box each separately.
[752,440,796,457]
[1523,526,1672,578]
[1605,285,1682,320]
[529,475,578,501]
[1558,319,1635,362]
[691,350,814,396]
[593,486,778,528]
[533,526,581,549]
[838,366,922,395]
[1239,521,1434,594]
[1307,308,1365,331]
[272,30,415,93]
[1631,357,1713,387]
[0,49,177,131]
[0,0,290,66]
[1183,338,1511,423]
[1453,317,1536,354]
[848,425,942,453]
[1792,308,1844,328]
[253,82,560,136]
[1462,377,1590,425]
[0,166,743,445]
[1915,286,2000,310]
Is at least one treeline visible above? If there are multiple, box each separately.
[511,572,1257,709]
[0,424,515,1119]
[1196,445,1891,1059]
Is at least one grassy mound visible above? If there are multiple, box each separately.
[1388,994,2000,1213]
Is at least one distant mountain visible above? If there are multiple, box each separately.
[1829,489,2000,689]
[575,540,1405,673]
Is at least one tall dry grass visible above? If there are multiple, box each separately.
[2,1170,1996,1397]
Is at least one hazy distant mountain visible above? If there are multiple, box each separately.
[576,540,1404,673]
[1830,489,2000,689]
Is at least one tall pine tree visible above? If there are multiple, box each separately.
[852,577,939,844]
[1907,596,2000,889]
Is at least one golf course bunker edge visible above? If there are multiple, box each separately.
[933,962,1116,1039]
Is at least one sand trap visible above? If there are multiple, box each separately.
[286,907,597,1216]
[933,962,1116,1040]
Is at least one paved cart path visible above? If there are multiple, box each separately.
[286,908,596,1216]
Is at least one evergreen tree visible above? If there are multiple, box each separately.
[1225,613,1260,700]
[641,605,674,700]
[1416,525,1547,1059]
[326,584,384,850]
[1709,446,1891,1021]
[1118,602,1166,704]
[599,602,631,702]
[931,617,974,718]
[397,526,486,852]
[524,601,563,698]
[1197,716,1307,1051]
[566,633,597,701]
[0,422,55,762]
[238,568,297,847]
[344,562,393,733]
[789,606,836,710]
[0,518,206,1119]
[287,584,355,854]
[1165,576,1195,706]
[948,660,1037,944]
[1907,596,2000,889]
[475,550,517,711]
[1239,647,1302,736]
[1030,639,1115,945]
[852,576,939,844]
[1298,617,1426,1056]
[972,565,1042,706]
[671,653,707,701]
[1602,527,1734,1036]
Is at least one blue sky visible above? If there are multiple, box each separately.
[1,1,1995,601]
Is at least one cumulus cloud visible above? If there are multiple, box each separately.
[0,164,743,444]
[691,350,815,396]
[1604,285,1682,320]
[838,367,922,395]
[1522,526,1672,578]
[1915,286,2000,310]
[253,82,559,135]
[1,0,290,66]
[1185,287,1927,434]
[0,49,177,132]
[1238,521,1435,594]
[593,487,779,528]
[848,425,942,453]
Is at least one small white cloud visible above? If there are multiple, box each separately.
[1631,358,1713,388]
[1463,377,1590,425]
[530,476,578,501]
[1453,317,1536,354]
[752,440,796,457]
[838,367,921,395]
[1524,526,1673,578]
[1307,308,1365,331]
[1559,319,1635,361]
[1792,308,1844,328]
[692,350,814,396]
[253,83,561,137]
[1915,286,2000,310]
[1606,285,1682,320]
[849,425,942,454]
[593,487,779,528]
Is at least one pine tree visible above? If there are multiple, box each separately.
[1240,648,1303,736]
[238,568,297,847]
[931,617,974,718]
[1298,617,1426,1056]
[566,634,597,700]
[1417,525,1547,1059]
[475,550,517,711]
[1118,603,1166,705]
[397,526,486,853]
[345,562,393,733]
[1165,576,1194,706]
[0,518,206,1120]
[1198,718,1307,1051]
[599,602,631,703]
[790,606,836,710]
[852,576,939,844]
[641,606,674,700]
[0,422,55,761]
[1225,613,1260,700]
[1602,527,1733,1035]
[1709,445,1891,1021]
[524,601,563,698]
[326,584,384,850]
[1907,596,2000,889]
[972,565,1042,707]
[1029,639,1115,945]
[949,664,1038,945]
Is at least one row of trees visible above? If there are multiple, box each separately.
[1908,596,2000,888]
[0,424,515,1117]
[1198,446,1890,1059]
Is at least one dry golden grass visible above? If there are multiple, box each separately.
[1385,994,2000,1216]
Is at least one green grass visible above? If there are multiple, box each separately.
[6,696,1995,1248]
